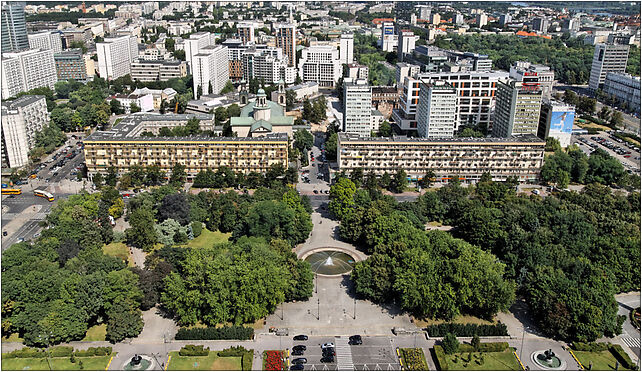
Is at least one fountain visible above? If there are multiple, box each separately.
[305,250,356,275]
[531,349,566,370]
[123,354,154,371]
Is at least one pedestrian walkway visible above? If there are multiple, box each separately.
[622,337,641,348]
[335,336,354,371]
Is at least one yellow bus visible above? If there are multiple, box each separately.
[1,189,22,195]
[33,189,54,202]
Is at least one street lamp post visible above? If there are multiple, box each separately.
[317,298,320,321]
[315,273,318,294]
[353,298,356,320]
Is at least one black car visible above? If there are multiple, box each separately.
[293,345,307,352]
[322,348,335,356]
[292,349,304,356]
[293,335,308,341]
[291,358,307,364]
[290,364,304,371]
[349,335,362,345]
[320,356,335,363]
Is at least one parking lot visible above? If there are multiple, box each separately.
[573,132,641,175]
[286,336,400,371]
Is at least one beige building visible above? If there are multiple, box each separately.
[230,86,297,137]
[337,133,545,183]
[84,113,288,179]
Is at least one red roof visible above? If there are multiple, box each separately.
[372,18,394,25]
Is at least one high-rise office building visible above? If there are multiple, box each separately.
[416,80,458,138]
[237,22,255,44]
[395,62,420,90]
[298,45,342,87]
[532,17,549,33]
[492,80,543,138]
[397,30,416,61]
[416,5,431,21]
[275,23,296,67]
[343,78,372,137]
[96,35,138,80]
[476,13,488,27]
[54,48,88,81]
[588,43,630,91]
[1,2,28,53]
[1,49,57,99]
[509,61,555,99]
[499,14,512,26]
[339,33,354,65]
[380,22,395,52]
[1,95,50,169]
[192,45,230,98]
[28,30,62,53]
[346,63,369,81]
[538,100,575,148]
[242,46,292,84]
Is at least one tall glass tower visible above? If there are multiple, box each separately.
[1,2,29,53]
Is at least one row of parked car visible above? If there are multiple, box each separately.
[588,136,633,157]
[289,335,362,370]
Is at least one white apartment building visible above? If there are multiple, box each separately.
[416,5,431,21]
[192,45,230,98]
[395,62,420,90]
[380,22,395,52]
[27,31,62,53]
[1,49,57,99]
[509,61,555,99]
[237,22,255,44]
[416,80,458,138]
[346,63,369,81]
[298,45,342,87]
[242,47,292,84]
[397,30,417,61]
[343,78,372,137]
[492,80,543,138]
[476,13,488,27]
[589,43,630,91]
[96,35,138,80]
[603,72,641,114]
[392,70,509,133]
[184,32,217,73]
[111,93,154,113]
[339,33,354,65]
[1,95,49,169]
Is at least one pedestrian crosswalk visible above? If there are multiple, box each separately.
[622,337,641,348]
[335,336,355,371]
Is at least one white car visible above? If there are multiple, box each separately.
[321,343,334,349]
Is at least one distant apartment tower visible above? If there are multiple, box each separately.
[509,61,555,99]
[343,78,372,137]
[532,17,549,33]
[242,47,293,84]
[275,23,296,67]
[339,33,354,64]
[499,14,512,26]
[1,95,50,169]
[184,32,217,73]
[455,13,465,25]
[237,22,255,44]
[416,80,458,138]
[395,62,420,90]
[54,48,88,81]
[298,45,342,87]
[492,80,543,138]
[131,59,188,82]
[588,43,630,91]
[346,63,369,81]
[1,49,57,99]
[416,5,431,20]
[192,45,230,98]
[562,17,580,32]
[603,72,641,114]
[1,2,29,53]
[28,30,62,53]
[538,100,575,148]
[397,30,416,61]
[380,22,395,52]
[96,35,138,80]
[431,13,441,25]
[476,13,488,27]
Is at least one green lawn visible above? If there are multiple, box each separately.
[2,354,114,370]
[102,242,133,266]
[443,349,521,370]
[178,228,231,249]
[167,351,242,370]
[82,324,106,341]
[573,350,634,371]
[415,314,495,328]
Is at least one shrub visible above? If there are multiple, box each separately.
[49,346,73,357]
[571,342,609,352]
[174,326,254,340]
[631,307,641,330]
[400,348,428,370]
[241,349,253,371]
[426,323,509,337]
[179,344,209,356]
[191,221,203,238]
[471,334,480,351]
[609,344,637,370]
[4,347,46,359]
[74,347,112,357]
[218,346,247,357]
[112,230,126,243]
[432,345,449,371]
[442,333,459,354]
[459,342,509,353]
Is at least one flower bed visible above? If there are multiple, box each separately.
[400,348,428,370]
[263,350,285,371]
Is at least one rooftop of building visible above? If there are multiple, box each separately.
[1,95,46,110]
[338,132,545,144]
[287,82,319,90]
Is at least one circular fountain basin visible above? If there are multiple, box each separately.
[531,350,566,370]
[304,250,356,275]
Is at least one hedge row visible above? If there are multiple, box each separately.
[631,307,641,330]
[609,344,637,370]
[459,342,509,353]
[179,345,209,356]
[426,323,509,337]
[571,342,609,352]
[4,346,112,359]
[432,345,449,371]
[218,346,247,357]
[175,326,254,340]
[242,349,254,370]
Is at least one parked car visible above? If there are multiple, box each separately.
[349,335,362,345]
[321,343,334,349]
[293,335,308,341]
[290,364,304,371]
[292,345,306,352]
[322,348,335,356]
[320,355,335,363]
[292,349,304,356]
[291,358,307,364]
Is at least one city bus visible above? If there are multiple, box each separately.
[33,189,54,202]
[1,188,22,195]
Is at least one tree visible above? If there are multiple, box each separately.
[92,172,104,188]
[165,37,176,52]
[125,207,158,252]
[390,168,408,193]
[144,164,165,186]
[442,333,460,354]
[105,167,118,187]
[285,90,296,111]
[157,193,190,225]
[110,99,124,115]
[609,111,623,128]
[329,178,356,220]
[293,129,314,153]
[130,103,141,113]
[598,106,611,121]
[220,80,235,94]
[471,334,480,351]
[325,133,338,161]
[170,163,186,187]
[377,122,392,137]
[105,301,143,343]
[302,98,313,122]
[545,137,562,152]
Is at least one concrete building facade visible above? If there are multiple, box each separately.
[343,78,372,137]
[96,35,138,80]
[380,22,395,52]
[416,80,458,138]
[28,30,62,53]
[192,45,230,98]
[298,45,342,87]
[589,43,630,91]
[492,80,543,138]
[1,95,50,169]
[603,72,641,114]
[1,48,57,99]
[54,48,88,81]
[130,59,188,82]
[275,23,296,67]
[339,33,354,65]
[538,100,575,148]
